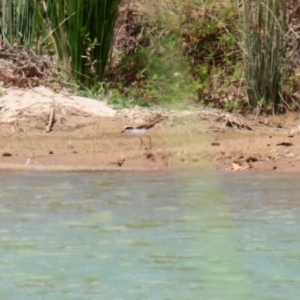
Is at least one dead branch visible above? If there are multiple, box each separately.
[46,107,55,132]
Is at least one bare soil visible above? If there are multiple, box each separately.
[1,107,300,173]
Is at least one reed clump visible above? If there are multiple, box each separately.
[242,0,287,113]
[0,0,121,86]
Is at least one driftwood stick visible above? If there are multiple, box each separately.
[46,107,55,132]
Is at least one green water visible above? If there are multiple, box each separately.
[0,171,300,299]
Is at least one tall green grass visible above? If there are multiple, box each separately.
[243,0,287,112]
[0,0,37,46]
[0,0,121,86]
[42,0,122,85]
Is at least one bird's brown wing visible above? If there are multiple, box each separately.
[136,120,161,130]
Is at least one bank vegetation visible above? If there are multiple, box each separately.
[0,0,299,114]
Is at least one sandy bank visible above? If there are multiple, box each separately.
[1,86,300,173]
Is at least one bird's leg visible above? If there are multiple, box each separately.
[146,136,152,149]
[139,137,145,150]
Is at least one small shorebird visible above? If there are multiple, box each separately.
[121,120,161,150]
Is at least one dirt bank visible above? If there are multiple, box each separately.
[1,87,300,173]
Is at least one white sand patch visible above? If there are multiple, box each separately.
[0,86,116,122]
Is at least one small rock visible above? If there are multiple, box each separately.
[2,153,12,157]
[276,142,293,147]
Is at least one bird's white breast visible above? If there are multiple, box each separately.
[131,128,148,135]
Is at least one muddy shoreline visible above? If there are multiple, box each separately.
[0,115,300,174]
[1,87,300,174]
